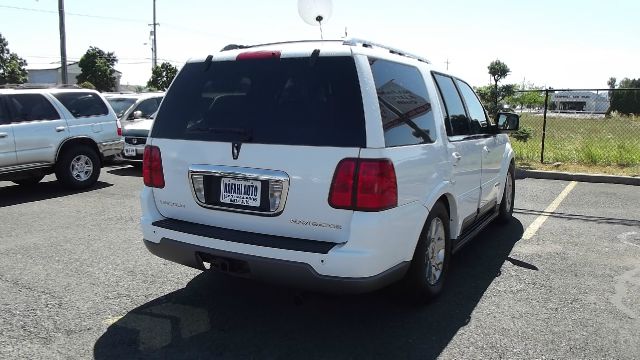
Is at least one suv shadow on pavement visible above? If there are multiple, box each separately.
[94,220,525,359]
[0,180,113,208]
[107,165,142,178]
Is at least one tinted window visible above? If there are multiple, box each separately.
[370,59,437,146]
[130,98,160,119]
[7,94,60,122]
[53,92,109,118]
[432,73,469,136]
[0,98,10,124]
[107,98,136,118]
[152,57,365,147]
[455,79,489,133]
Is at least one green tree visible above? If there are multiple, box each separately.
[610,78,640,115]
[147,62,178,91]
[476,83,516,116]
[0,33,28,85]
[506,85,545,110]
[484,60,514,117]
[77,46,118,92]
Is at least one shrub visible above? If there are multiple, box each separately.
[511,126,533,142]
[78,81,95,90]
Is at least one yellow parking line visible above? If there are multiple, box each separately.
[522,181,577,240]
[104,315,123,326]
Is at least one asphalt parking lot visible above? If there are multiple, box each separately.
[1,165,639,359]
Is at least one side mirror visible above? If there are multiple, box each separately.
[496,112,519,131]
[132,110,143,120]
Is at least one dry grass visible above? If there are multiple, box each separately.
[511,113,640,168]
[517,161,640,177]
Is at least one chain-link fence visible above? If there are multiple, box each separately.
[508,88,640,166]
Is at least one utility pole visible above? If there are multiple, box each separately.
[150,0,158,69]
[58,0,68,84]
[445,58,450,71]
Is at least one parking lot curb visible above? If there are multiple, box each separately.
[516,168,640,186]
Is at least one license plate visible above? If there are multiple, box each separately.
[220,178,261,207]
[124,147,136,156]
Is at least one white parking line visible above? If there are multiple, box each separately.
[522,181,577,240]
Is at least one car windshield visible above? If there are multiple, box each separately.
[106,98,137,117]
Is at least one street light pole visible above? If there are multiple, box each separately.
[152,0,158,69]
[58,0,68,84]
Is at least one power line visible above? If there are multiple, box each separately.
[0,4,142,23]
[1,4,251,43]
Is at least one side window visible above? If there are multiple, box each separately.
[131,98,160,119]
[0,98,10,124]
[52,92,109,118]
[432,73,469,136]
[370,58,437,146]
[455,79,490,134]
[7,94,60,122]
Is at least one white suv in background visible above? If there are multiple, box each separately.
[0,88,123,188]
[104,93,163,162]
[104,92,164,123]
[140,39,520,301]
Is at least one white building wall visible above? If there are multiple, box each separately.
[27,69,57,84]
[27,62,121,90]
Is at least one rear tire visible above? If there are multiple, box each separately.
[55,145,101,190]
[404,201,451,303]
[497,163,515,224]
[12,175,45,186]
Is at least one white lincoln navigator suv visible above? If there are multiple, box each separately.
[141,39,519,300]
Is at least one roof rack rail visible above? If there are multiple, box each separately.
[0,83,81,90]
[343,38,430,64]
[220,39,343,52]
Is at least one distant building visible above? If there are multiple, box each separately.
[550,91,610,113]
[26,62,122,90]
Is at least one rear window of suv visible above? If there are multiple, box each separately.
[151,56,366,147]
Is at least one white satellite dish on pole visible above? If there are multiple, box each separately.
[297,0,333,39]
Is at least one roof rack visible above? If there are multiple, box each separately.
[0,83,81,90]
[343,38,431,64]
[220,39,343,52]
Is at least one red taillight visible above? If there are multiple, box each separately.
[236,50,281,61]
[329,158,397,212]
[355,160,398,211]
[328,159,357,209]
[143,145,165,188]
[116,119,122,136]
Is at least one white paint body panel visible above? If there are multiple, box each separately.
[151,139,360,244]
[0,123,17,167]
[480,134,509,209]
[143,186,428,277]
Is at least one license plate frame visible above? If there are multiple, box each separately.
[124,146,136,157]
[220,177,261,207]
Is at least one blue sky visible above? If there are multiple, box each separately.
[1,0,638,88]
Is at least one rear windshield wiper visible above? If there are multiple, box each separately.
[188,127,253,141]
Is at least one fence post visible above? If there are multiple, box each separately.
[540,89,549,163]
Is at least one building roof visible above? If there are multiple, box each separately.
[26,61,122,74]
[25,61,79,71]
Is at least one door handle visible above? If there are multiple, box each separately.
[0,132,8,139]
[483,146,490,153]
[55,126,66,132]
[452,152,462,165]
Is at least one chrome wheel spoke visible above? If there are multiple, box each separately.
[505,172,513,211]
[70,155,93,181]
[425,217,446,285]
